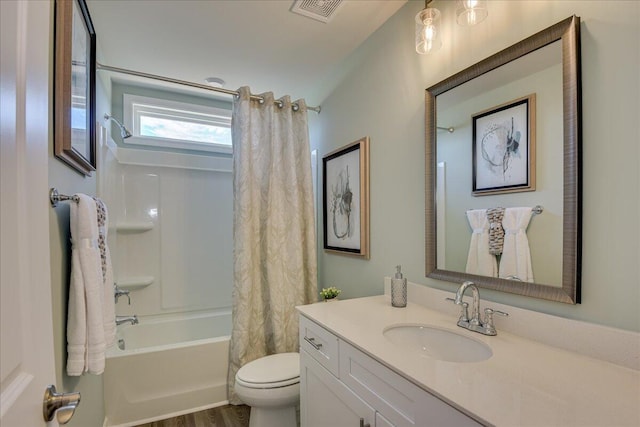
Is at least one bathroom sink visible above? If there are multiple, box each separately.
[383,324,492,363]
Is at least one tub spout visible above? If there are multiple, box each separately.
[115,315,138,326]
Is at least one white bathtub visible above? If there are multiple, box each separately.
[103,310,231,427]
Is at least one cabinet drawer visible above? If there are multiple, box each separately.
[299,315,340,377]
[339,341,482,427]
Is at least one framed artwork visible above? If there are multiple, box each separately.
[323,137,370,259]
[472,94,536,195]
[54,0,96,176]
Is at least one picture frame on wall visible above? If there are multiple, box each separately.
[322,137,370,259]
[472,94,536,195]
[54,0,97,176]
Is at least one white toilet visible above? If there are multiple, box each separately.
[234,352,300,427]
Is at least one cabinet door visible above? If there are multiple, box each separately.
[301,349,375,427]
[340,341,482,427]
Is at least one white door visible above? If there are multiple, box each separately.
[1,1,58,426]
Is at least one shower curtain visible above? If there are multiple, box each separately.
[227,87,318,404]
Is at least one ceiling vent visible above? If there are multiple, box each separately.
[290,0,344,23]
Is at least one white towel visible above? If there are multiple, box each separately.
[465,209,497,277]
[499,207,534,283]
[66,194,109,376]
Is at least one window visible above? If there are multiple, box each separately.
[123,94,232,154]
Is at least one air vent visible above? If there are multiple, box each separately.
[290,0,344,23]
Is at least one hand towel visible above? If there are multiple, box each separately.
[499,207,534,282]
[66,194,107,376]
[94,197,116,349]
[486,207,505,255]
[465,209,497,277]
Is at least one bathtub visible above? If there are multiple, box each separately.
[103,310,231,427]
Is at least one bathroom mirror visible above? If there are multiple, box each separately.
[425,16,581,304]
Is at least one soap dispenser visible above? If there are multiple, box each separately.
[391,265,407,308]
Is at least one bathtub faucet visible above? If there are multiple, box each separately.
[115,315,138,326]
[114,285,131,305]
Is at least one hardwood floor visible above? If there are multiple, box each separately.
[135,405,251,427]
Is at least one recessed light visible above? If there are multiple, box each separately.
[204,77,225,88]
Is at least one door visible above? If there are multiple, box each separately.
[1,1,58,426]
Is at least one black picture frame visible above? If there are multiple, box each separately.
[322,137,369,259]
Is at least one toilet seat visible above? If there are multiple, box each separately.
[236,352,300,389]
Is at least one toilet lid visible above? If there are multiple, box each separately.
[236,352,300,388]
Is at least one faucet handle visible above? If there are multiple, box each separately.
[114,286,131,305]
[482,308,508,335]
[446,297,470,322]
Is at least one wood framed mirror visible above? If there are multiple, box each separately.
[425,16,581,304]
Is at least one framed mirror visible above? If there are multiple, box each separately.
[54,0,96,176]
[425,16,581,304]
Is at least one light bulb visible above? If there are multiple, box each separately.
[415,7,442,54]
[424,24,436,41]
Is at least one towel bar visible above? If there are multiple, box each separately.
[50,188,80,207]
[466,205,544,215]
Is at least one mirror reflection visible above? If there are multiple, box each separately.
[436,41,563,287]
[425,16,582,304]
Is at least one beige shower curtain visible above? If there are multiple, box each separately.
[227,87,318,404]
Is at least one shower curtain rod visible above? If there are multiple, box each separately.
[96,62,321,113]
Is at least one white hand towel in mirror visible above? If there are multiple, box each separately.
[465,209,497,277]
[499,207,534,283]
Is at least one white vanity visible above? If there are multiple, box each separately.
[297,287,640,426]
[299,314,481,426]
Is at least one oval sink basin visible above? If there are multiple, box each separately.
[383,324,492,363]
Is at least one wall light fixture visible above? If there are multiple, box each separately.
[416,0,489,55]
[456,0,488,26]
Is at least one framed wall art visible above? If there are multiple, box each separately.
[472,94,536,195]
[322,137,370,258]
[54,0,96,176]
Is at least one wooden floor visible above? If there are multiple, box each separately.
[135,405,251,427]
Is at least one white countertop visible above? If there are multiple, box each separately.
[297,295,640,427]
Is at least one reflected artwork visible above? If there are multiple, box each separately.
[472,94,536,195]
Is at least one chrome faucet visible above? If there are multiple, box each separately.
[454,281,482,327]
[449,281,508,336]
[115,315,138,326]
[114,285,131,304]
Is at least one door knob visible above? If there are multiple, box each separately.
[43,385,81,424]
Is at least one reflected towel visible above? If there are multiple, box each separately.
[486,207,505,255]
[499,207,534,283]
[465,209,497,277]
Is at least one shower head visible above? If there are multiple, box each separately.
[104,113,132,139]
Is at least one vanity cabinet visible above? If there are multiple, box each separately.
[299,315,482,427]
[301,350,376,427]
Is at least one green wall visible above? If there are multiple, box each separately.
[310,0,640,332]
[48,40,112,427]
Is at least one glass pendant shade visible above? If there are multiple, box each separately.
[456,0,488,26]
[415,7,442,55]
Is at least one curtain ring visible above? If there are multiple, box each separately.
[292,103,299,112]
[275,100,284,109]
